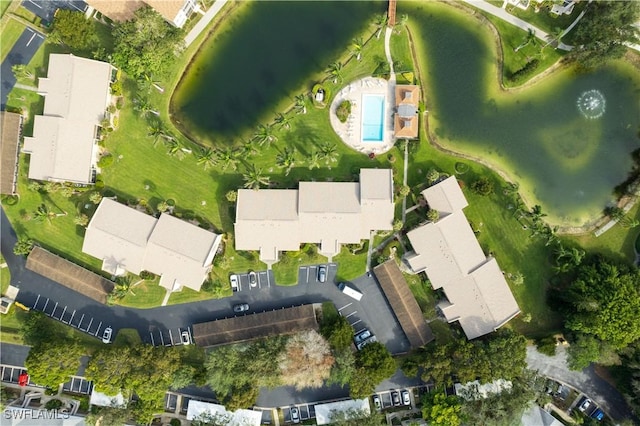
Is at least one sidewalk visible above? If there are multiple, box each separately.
[184,0,229,48]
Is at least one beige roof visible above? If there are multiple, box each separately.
[82,199,220,291]
[393,115,418,139]
[144,214,221,291]
[23,116,97,183]
[23,54,112,184]
[394,85,420,139]
[193,304,319,347]
[26,247,115,304]
[395,85,420,108]
[0,112,22,195]
[422,176,468,216]
[234,169,394,263]
[405,178,520,339]
[86,0,193,27]
[86,0,144,21]
[82,198,157,275]
[373,260,434,348]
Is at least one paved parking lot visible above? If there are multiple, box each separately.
[1,27,45,110]
[282,403,316,424]
[21,0,87,25]
[297,263,337,286]
[148,326,192,347]
[234,270,274,292]
[32,294,107,340]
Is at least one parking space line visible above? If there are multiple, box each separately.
[33,294,41,309]
[354,328,367,335]
[267,272,271,287]
[69,310,76,325]
[306,267,310,282]
[350,319,362,327]
[150,332,155,346]
[51,302,58,317]
[94,321,102,336]
[42,298,49,312]
[77,314,85,329]
[159,331,165,346]
[338,303,352,311]
[60,306,67,322]
[345,311,357,318]
[27,1,42,10]
[86,318,93,332]
[169,329,174,346]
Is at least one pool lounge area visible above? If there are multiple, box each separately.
[330,76,395,155]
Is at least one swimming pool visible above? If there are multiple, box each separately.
[362,94,385,142]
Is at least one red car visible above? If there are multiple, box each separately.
[18,372,29,386]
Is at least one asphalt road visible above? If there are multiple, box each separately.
[1,27,45,110]
[526,345,637,422]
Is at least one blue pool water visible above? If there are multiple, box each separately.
[362,94,385,142]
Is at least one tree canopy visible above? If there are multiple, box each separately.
[51,10,100,52]
[112,6,183,79]
[349,342,396,398]
[422,392,462,426]
[569,1,640,68]
[278,330,334,390]
[25,342,84,389]
[563,258,640,349]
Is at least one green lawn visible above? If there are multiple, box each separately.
[117,281,167,309]
[404,272,436,320]
[0,0,13,18]
[1,254,10,295]
[0,307,28,344]
[0,18,24,62]
[272,245,327,286]
[505,1,588,36]
[334,246,368,282]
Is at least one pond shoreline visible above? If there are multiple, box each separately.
[408,1,638,235]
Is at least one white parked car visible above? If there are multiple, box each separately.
[102,327,113,344]
[230,274,239,292]
[181,330,191,345]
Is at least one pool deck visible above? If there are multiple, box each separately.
[330,76,396,155]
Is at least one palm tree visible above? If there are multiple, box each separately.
[374,13,388,39]
[147,121,168,146]
[242,164,270,190]
[395,14,408,33]
[544,26,564,49]
[274,113,291,130]
[529,205,546,222]
[215,147,240,171]
[351,37,364,61]
[12,64,33,80]
[276,147,296,176]
[318,142,338,164]
[515,28,536,52]
[327,62,343,84]
[166,139,185,159]
[33,204,56,224]
[253,124,277,147]
[294,94,307,115]
[195,147,216,169]
[240,138,260,158]
[307,151,322,170]
[138,74,164,93]
[134,96,159,118]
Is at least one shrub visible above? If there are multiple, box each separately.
[454,162,469,174]
[170,419,181,426]
[536,337,557,357]
[471,177,494,196]
[45,399,63,410]
[426,209,439,222]
[336,100,352,123]
[2,195,19,205]
[97,154,114,168]
[111,80,122,96]
[139,271,155,280]
[508,59,540,84]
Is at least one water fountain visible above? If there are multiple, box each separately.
[577,89,606,119]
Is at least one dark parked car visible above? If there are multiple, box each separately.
[233,303,249,313]
[317,265,327,283]
[354,329,372,344]
[590,408,604,421]
[392,391,401,406]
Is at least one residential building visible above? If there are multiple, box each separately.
[234,169,394,264]
[393,85,419,139]
[0,111,22,195]
[405,176,520,339]
[82,198,222,292]
[86,0,202,28]
[22,54,113,184]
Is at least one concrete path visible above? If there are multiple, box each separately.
[461,0,572,51]
[526,345,636,422]
[13,83,37,91]
[384,26,396,82]
[402,142,409,223]
[1,27,45,110]
[184,0,229,48]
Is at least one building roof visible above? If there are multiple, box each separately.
[23,54,112,184]
[405,177,520,340]
[89,390,126,408]
[373,260,433,348]
[192,304,319,347]
[0,111,21,195]
[422,176,468,216]
[393,114,418,139]
[315,399,371,425]
[234,169,394,263]
[186,400,262,426]
[82,199,220,291]
[23,116,97,183]
[395,85,419,108]
[521,405,564,426]
[144,214,221,291]
[144,0,190,24]
[454,379,512,400]
[86,0,144,21]
[26,247,115,304]
[82,198,157,275]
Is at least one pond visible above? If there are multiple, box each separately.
[404,2,640,226]
[171,1,384,142]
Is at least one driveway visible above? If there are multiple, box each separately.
[20,0,87,25]
[526,345,636,422]
[1,26,45,110]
